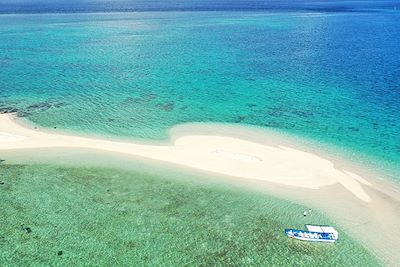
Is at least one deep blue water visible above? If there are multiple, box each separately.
[0,0,399,13]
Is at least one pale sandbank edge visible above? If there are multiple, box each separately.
[0,113,373,202]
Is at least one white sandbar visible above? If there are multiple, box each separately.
[0,114,372,202]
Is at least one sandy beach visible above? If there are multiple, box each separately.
[1,113,400,265]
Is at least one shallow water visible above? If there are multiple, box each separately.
[0,3,398,266]
[0,161,380,266]
[0,10,399,178]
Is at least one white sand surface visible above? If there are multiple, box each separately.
[0,114,372,202]
[0,132,26,142]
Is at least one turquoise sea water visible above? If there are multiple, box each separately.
[0,10,399,179]
[0,159,380,266]
[0,3,399,266]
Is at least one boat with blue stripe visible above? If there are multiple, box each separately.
[285,225,339,243]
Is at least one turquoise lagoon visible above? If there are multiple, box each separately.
[0,11,399,178]
[0,6,399,266]
[0,158,380,266]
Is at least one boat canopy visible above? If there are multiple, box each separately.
[306,225,339,239]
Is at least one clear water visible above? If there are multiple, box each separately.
[0,10,399,177]
[0,2,398,265]
[0,161,380,266]
[0,0,399,13]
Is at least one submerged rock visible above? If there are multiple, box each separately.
[126,241,136,249]
[17,111,32,117]
[24,101,68,113]
[156,102,175,112]
[53,102,67,108]
[234,116,246,123]
[0,106,18,114]
[141,93,158,101]
[26,102,52,111]
[20,224,32,233]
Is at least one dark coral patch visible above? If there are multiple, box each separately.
[234,116,246,123]
[156,102,175,112]
[53,102,68,108]
[126,241,136,249]
[141,93,157,101]
[122,97,142,105]
[17,111,32,117]
[348,127,360,132]
[266,107,286,117]
[0,106,18,114]
[292,110,313,118]
[0,101,68,117]
[26,102,52,112]
[20,225,32,233]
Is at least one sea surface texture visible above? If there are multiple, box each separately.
[0,1,398,266]
[0,161,379,266]
[0,5,399,178]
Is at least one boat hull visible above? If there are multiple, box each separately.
[285,229,337,243]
